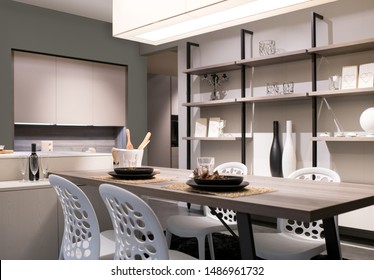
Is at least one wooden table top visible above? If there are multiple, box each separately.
[53,167,374,223]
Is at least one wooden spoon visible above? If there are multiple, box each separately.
[126,128,134,150]
[138,132,151,150]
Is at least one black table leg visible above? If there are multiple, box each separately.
[323,216,342,260]
[236,212,256,260]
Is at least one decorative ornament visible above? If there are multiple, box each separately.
[360,107,374,137]
[202,73,229,100]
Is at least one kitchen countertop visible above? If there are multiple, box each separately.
[0,179,51,191]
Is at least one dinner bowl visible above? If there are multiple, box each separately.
[193,175,243,185]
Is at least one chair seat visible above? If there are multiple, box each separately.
[254,232,326,260]
[167,215,236,237]
[99,230,115,260]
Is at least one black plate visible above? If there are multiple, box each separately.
[193,175,243,185]
[186,179,249,192]
[114,167,154,175]
[108,171,156,180]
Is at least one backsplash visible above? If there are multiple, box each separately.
[14,125,123,153]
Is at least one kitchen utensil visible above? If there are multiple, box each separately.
[111,147,119,165]
[138,132,151,150]
[140,140,150,150]
[126,128,134,150]
[0,149,14,154]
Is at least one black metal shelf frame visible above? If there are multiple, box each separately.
[185,29,253,168]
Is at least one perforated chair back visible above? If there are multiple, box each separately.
[204,162,247,222]
[49,174,101,260]
[99,184,170,260]
[279,167,341,240]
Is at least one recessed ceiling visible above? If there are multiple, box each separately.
[12,0,112,22]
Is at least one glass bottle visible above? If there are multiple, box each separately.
[29,143,39,181]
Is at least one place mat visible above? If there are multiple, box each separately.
[163,183,276,198]
[91,175,176,184]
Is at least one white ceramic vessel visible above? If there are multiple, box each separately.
[360,107,374,137]
[282,120,297,178]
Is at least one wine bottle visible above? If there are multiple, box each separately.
[29,143,39,181]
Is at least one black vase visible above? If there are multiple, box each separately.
[270,121,283,177]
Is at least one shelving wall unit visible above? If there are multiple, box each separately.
[183,13,374,173]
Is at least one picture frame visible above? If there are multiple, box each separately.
[194,118,207,137]
[341,65,358,89]
[208,117,220,137]
[358,63,374,88]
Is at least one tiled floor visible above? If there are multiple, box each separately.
[148,198,374,260]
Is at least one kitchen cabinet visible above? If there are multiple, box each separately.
[13,51,127,127]
[0,185,59,259]
[56,57,93,125]
[92,62,127,126]
[14,51,56,124]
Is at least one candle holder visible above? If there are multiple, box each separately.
[202,73,229,100]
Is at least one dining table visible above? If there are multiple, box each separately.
[52,167,374,260]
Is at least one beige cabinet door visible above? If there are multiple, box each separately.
[0,187,59,259]
[13,51,56,124]
[92,62,127,126]
[56,57,93,125]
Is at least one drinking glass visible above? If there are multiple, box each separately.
[40,156,49,180]
[29,155,39,182]
[196,157,215,177]
[19,155,28,182]
[218,120,226,137]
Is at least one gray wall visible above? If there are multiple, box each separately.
[0,0,147,151]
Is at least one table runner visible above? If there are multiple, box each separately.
[163,183,276,198]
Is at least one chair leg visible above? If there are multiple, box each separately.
[207,233,215,260]
[165,230,172,248]
[197,236,206,260]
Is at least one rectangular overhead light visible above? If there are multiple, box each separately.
[113,0,337,45]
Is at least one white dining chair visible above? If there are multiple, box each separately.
[253,167,341,260]
[99,183,196,260]
[49,174,115,260]
[165,162,247,260]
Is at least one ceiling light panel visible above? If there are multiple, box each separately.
[113,0,338,45]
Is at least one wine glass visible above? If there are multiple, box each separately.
[19,155,28,182]
[40,156,49,180]
[29,155,39,182]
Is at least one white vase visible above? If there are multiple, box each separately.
[360,107,374,137]
[282,120,296,178]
